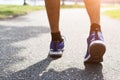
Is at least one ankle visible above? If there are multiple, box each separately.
[51,32,63,42]
[90,23,101,33]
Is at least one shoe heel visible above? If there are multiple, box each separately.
[89,41,106,63]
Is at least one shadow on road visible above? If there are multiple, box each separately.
[0,25,50,76]
[4,56,104,80]
[0,25,104,80]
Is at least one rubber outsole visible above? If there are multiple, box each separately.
[49,50,64,59]
[85,42,106,63]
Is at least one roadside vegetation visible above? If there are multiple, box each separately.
[0,5,45,19]
[0,4,120,20]
[0,4,85,19]
[61,4,85,8]
[103,9,120,20]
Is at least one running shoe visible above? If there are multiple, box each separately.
[84,28,106,63]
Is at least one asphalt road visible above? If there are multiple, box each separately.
[0,9,120,80]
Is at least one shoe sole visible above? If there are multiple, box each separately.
[49,49,64,59]
[85,40,106,63]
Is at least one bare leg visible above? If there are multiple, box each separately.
[45,0,64,58]
[84,0,100,25]
[84,0,106,63]
[45,0,60,33]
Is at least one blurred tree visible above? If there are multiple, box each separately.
[23,0,27,5]
[113,0,120,4]
[62,0,65,5]
[75,0,81,4]
[118,0,120,3]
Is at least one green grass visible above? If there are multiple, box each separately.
[0,5,45,19]
[101,4,116,8]
[61,4,85,8]
[61,4,117,9]
[1,4,120,20]
[0,4,85,19]
[103,9,120,20]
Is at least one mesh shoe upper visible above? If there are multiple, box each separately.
[50,40,64,52]
[85,31,105,59]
